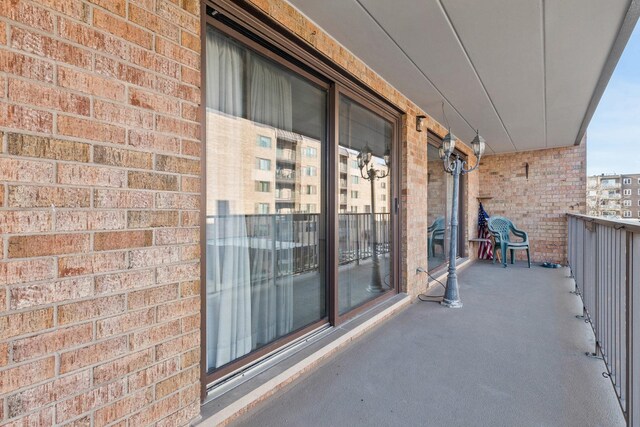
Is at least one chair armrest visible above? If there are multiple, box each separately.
[511,227,528,243]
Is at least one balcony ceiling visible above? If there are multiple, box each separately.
[287,0,640,154]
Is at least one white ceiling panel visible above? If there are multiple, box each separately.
[287,0,638,153]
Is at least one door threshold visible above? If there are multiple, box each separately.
[196,293,410,426]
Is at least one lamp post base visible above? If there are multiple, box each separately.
[367,285,386,293]
[441,298,463,308]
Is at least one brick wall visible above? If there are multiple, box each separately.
[478,142,586,264]
[0,1,201,425]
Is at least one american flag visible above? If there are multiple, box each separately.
[478,202,493,259]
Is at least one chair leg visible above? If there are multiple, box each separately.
[526,248,531,268]
[501,244,507,268]
[510,249,514,264]
[492,245,496,264]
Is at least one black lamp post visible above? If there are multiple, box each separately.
[358,144,390,293]
[438,130,485,308]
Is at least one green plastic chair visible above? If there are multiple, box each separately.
[428,216,445,257]
[487,216,530,268]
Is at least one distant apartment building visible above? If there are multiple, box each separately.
[587,173,640,219]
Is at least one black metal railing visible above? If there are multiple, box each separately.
[567,214,640,426]
[206,213,391,277]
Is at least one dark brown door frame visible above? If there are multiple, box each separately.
[200,0,403,399]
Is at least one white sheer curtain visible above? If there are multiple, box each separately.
[206,27,294,370]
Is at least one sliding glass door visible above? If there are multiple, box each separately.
[204,25,328,373]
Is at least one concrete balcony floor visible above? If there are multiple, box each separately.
[232,262,624,426]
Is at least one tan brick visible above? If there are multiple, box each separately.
[55,378,126,423]
[157,296,198,321]
[181,312,199,333]
[94,99,154,130]
[156,37,199,69]
[97,308,155,339]
[8,233,90,258]
[59,251,127,277]
[7,370,91,418]
[0,258,56,285]
[58,164,126,188]
[181,66,199,86]
[94,189,154,209]
[8,185,90,208]
[95,269,154,294]
[155,365,198,399]
[129,246,181,269]
[58,295,126,325]
[0,20,5,44]
[155,228,198,245]
[181,102,199,122]
[0,157,54,184]
[94,230,153,251]
[128,283,179,309]
[58,67,126,102]
[181,30,200,53]
[0,102,53,133]
[7,133,90,162]
[0,50,54,83]
[56,210,127,232]
[129,130,180,154]
[58,115,126,144]
[94,145,153,169]
[58,16,130,60]
[93,8,153,49]
[156,0,199,34]
[130,319,181,351]
[93,348,153,385]
[129,4,180,41]
[128,171,179,191]
[3,408,55,427]
[129,391,180,426]
[181,211,199,226]
[10,277,94,310]
[180,0,199,15]
[181,139,201,157]
[39,0,89,21]
[88,0,127,16]
[0,211,52,234]
[156,154,200,175]
[12,323,93,362]
[0,356,55,394]
[94,387,154,427]
[95,55,155,90]
[0,342,8,367]
[0,1,55,32]
[128,211,179,228]
[156,193,199,209]
[156,263,199,285]
[180,348,199,369]
[0,307,54,340]
[8,78,90,116]
[127,357,179,391]
[129,45,181,79]
[60,336,128,373]
[156,115,200,139]
[180,280,199,298]
[129,87,180,115]
[11,27,91,69]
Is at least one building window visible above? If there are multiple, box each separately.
[255,203,270,214]
[257,135,272,148]
[624,211,632,218]
[364,205,371,213]
[351,190,358,199]
[624,200,632,206]
[256,158,271,170]
[351,160,359,169]
[638,178,640,185]
[351,206,357,213]
[303,166,317,176]
[624,189,632,196]
[303,147,317,157]
[380,182,386,189]
[351,175,359,184]
[305,185,317,195]
[623,178,631,184]
[380,194,386,201]
[256,181,271,192]
[638,189,640,196]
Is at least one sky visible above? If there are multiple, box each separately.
[587,24,640,176]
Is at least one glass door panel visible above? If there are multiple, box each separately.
[204,26,327,372]
[337,95,393,315]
